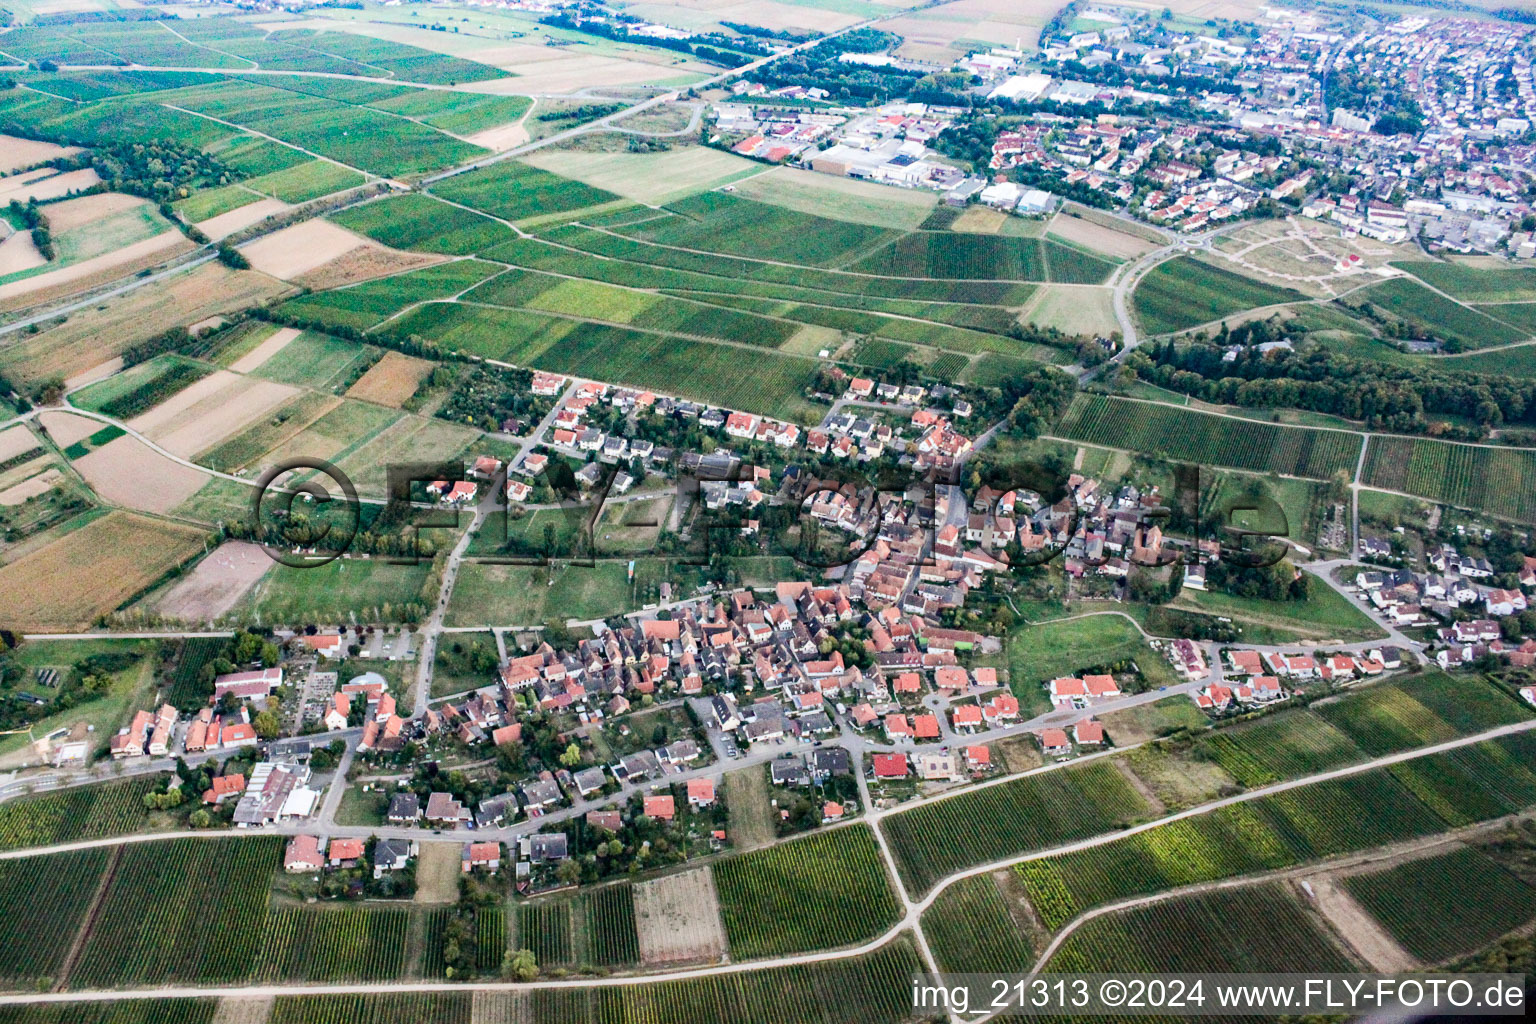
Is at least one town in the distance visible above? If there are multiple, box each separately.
[1,0,1535,1021]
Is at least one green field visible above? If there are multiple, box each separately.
[1133,257,1305,335]
[430,161,621,225]
[237,558,433,623]
[330,195,514,255]
[1345,277,1527,350]
[921,874,1035,975]
[278,259,502,331]
[73,837,282,986]
[1172,575,1385,644]
[1393,261,1536,304]
[1046,882,1354,973]
[70,355,212,420]
[713,825,900,958]
[248,331,378,390]
[1194,710,1365,787]
[0,846,113,987]
[1055,394,1363,479]
[988,613,1177,713]
[388,303,824,422]
[882,760,1154,895]
[1016,750,1522,930]
[1362,434,1536,523]
[0,777,159,851]
[245,160,366,203]
[255,906,413,981]
[1343,846,1536,963]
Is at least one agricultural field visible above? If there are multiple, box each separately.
[276,259,499,331]
[1342,846,1536,964]
[921,873,1035,975]
[330,195,514,256]
[1171,577,1385,645]
[1392,261,1536,304]
[73,837,282,987]
[712,825,901,958]
[0,511,209,630]
[853,231,1116,284]
[522,147,760,206]
[430,161,622,226]
[1194,711,1366,787]
[235,557,433,625]
[0,846,112,987]
[1313,673,1530,757]
[1018,764,1466,929]
[254,906,413,981]
[1055,394,1363,479]
[1343,277,1527,350]
[165,635,228,707]
[1133,257,1305,335]
[882,759,1154,895]
[0,776,158,851]
[1362,434,1536,524]
[1045,882,1355,973]
[70,354,213,420]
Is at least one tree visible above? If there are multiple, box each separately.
[558,743,582,767]
[253,710,280,740]
[555,858,582,886]
[188,808,213,829]
[501,948,538,981]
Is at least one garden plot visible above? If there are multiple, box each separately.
[241,219,374,280]
[127,370,300,459]
[634,867,729,964]
[152,539,271,621]
[230,327,302,374]
[74,433,209,514]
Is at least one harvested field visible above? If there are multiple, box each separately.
[127,371,300,459]
[1020,284,1118,337]
[0,469,62,506]
[0,231,191,307]
[344,350,434,407]
[230,327,301,374]
[36,410,99,448]
[951,207,1009,234]
[242,220,373,280]
[74,434,209,514]
[292,244,444,291]
[0,510,207,630]
[0,167,101,205]
[465,121,529,151]
[414,842,461,904]
[0,425,40,463]
[1048,213,1158,260]
[43,193,149,232]
[0,263,289,385]
[151,540,270,620]
[723,765,774,851]
[0,231,47,276]
[633,867,728,965]
[0,135,79,174]
[198,197,290,240]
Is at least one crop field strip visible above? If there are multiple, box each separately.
[1045,882,1356,974]
[711,824,901,959]
[277,259,503,332]
[1341,846,1536,963]
[1361,433,1536,524]
[0,776,160,851]
[254,904,413,981]
[1312,672,1533,757]
[0,1002,218,1024]
[1017,733,1536,931]
[1194,710,1366,787]
[72,836,283,987]
[882,759,1154,895]
[576,883,640,966]
[0,846,112,986]
[1343,277,1528,349]
[166,636,227,707]
[921,873,1035,975]
[1054,394,1363,480]
[1133,256,1306,335]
